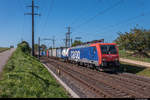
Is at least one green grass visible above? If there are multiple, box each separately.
[137,69,150,77]
[119,50,150,63]
[120,62,150,78]
[0,48,69,98]
[0,48,9,53]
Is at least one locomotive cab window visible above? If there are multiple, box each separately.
[90,47,97,54]
[93,47,97,54]
[100,45,117,54]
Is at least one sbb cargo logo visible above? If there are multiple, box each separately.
[71,51,80,60]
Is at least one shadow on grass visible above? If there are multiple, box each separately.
[6,70,51,88]
[120,63,146,73]
[105,63,147,75]
[29,72,50,87]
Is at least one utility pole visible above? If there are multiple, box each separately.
[52,36,55,49]
[25,0,40,56]
[38,37,40,59]
[32,0,35,56]
[66,26,71,48]
[71,38,73,47]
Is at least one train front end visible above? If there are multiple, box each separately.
[99,43,120,71]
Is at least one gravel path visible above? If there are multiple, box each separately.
[0,48,16,73]
[120,58,150,68]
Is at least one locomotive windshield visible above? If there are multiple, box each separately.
[100,45,117,54]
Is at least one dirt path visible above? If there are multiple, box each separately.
[120,58,150,68]
[0,48,16,73]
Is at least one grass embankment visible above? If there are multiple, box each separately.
[0,48,9,53]
[0,45,69,98]
[119,62,150,78]
[119,50,150,63]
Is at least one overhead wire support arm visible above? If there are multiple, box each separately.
[42,37,56,49]
[24,13,41,16]
[26,5,39,8]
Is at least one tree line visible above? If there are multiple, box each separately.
[115,27,150,57]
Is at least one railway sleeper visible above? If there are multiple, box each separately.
[61,63,148,98]
[61,66,128,98]
[55,58,150,97]
[46,60,110,98]
[42,58,150,98]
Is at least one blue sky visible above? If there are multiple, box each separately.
[0,0,150,48]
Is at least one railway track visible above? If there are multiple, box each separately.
[41,57,150,98]
[69,63,150,95]
[42,58,111,98]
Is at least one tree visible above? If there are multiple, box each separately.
[72,40,83,47]
[17,41,31,54]
[115,27,150,57]
[41,44,47,51]
[34,44,39,52]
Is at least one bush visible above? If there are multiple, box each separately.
[17,41,31,54]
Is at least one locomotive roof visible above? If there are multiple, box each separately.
[71,43,117,49]
[50,43,117,50]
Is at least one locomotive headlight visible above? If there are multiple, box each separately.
[102,58,106,61]
[115,58,119,61]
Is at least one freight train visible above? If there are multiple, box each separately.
[46,39,120,71]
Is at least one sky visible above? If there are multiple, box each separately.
[0,0,150,48]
